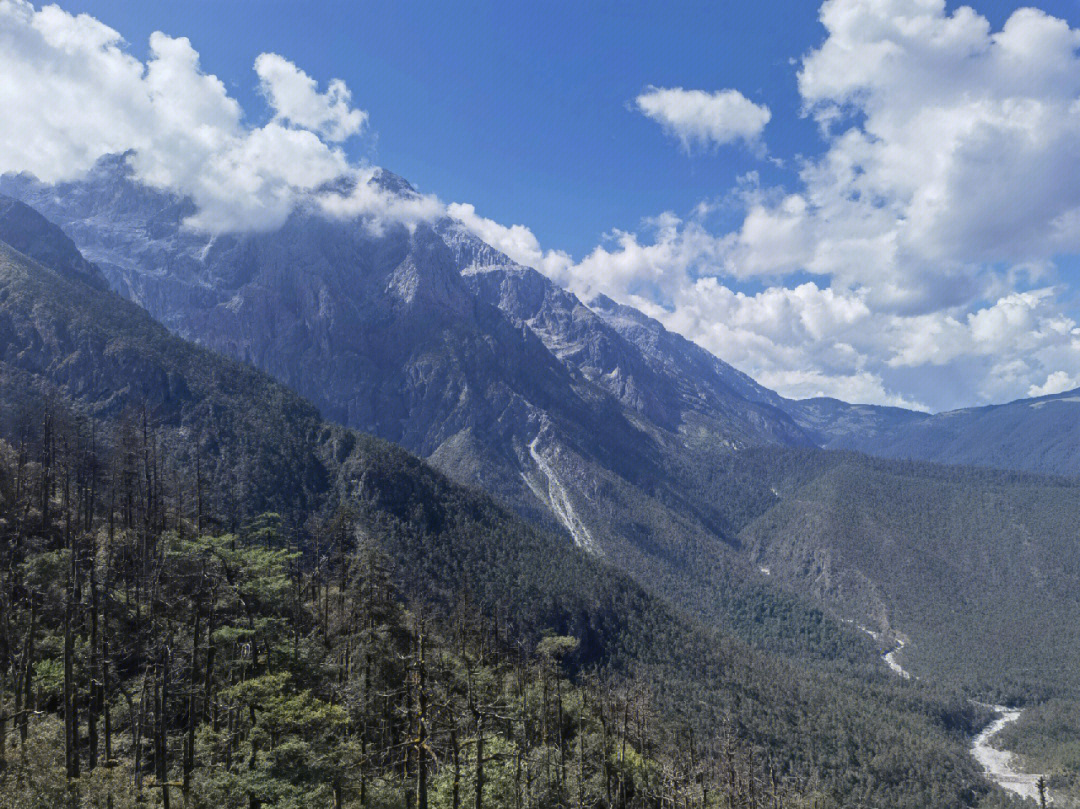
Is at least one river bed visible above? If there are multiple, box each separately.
[877,635,1047,801]
[970,705,1046,802]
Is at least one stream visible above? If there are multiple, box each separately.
[970,705,1045,802]
[880,639,1047,802]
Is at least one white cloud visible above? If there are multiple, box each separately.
[254,53,367,142]
[451,0,1080,410]
[448,202,573,279]
[0,0,436,233]
[450,195,1080,410]
[6,0,1080,410]
[785,1,1080,292]
[1028,370,1080,398]
[634,87,771,151]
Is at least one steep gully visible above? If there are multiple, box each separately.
[522,436,596,553]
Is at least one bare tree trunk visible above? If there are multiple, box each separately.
[578,691,587,809]
[414,618,429,809]
[88,553,100,771]
[451,728,461,809]
[159,649,171,809]
[474,712,484,809]
[64,569,77,779]
[19,595,36,743]
[184,602,200,804]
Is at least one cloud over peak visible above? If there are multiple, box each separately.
[254,53,368,143]
[5,0,1080,410]
[634,87,771,151]
[456,0,1080,412]
[0,0,434,234]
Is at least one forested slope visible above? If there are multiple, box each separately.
[0,210,1005,807]
[0,170,827,629]
[730,449,1080,702]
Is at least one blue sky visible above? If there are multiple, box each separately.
[8,0,1080,410]
[56,0,1079,255]
[55,0,817,255]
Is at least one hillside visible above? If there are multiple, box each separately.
[782,392,1080,478]
[0,201,1011,808]
[727,449,1080,703]
[0,163,825,630]
[0,168,866,674]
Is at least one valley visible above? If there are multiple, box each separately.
[3,1,1080,806]
[0,198,1002,808]
[0,167,1077,807]
[880,634,1050,803]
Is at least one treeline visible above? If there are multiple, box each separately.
[0,401,824,809]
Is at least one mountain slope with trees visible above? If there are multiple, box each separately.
[0,199,1010,808]
[0,164,823,614]
[779,392,1080,478]
[728,449,1080,703]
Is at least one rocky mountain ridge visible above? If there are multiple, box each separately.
[0,160,821,619]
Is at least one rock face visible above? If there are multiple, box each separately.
[444,222,811,450]
[13,160,1080,715]
[1,158,822,569]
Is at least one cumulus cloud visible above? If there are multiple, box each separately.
[634,87,771,151]
[1029,371,1080,398]
[6,0,1080,409]
[449,0,1080,410]
[789,0,1080,291]
[448,202,573,280]
[0,0,436,233]
[450,192,1080,411]
[254,53,367,142]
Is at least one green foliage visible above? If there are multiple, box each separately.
[733,448,1080,703]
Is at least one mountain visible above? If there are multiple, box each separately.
[0,159,831,649]
[443,222,809,449]
[8,164,1080,701]
[448,241,1080,704]
[0,194,108,291]
[0,197,1004,809]
[0,196,649,654]
[449,233,1080,488]
[781,396,930,448]
[10,156,1080,494]
[790,388,1080,477]
[724,448,1080,703]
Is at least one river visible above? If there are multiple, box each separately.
[880,639,1047,802]
[970,705,1046,802]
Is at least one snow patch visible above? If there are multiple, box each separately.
[198,235,216,262]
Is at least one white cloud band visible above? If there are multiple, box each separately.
[0,0,438,233]
[634,86,771,151]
